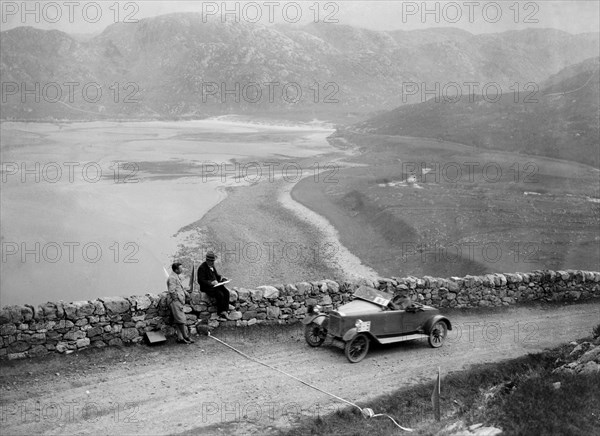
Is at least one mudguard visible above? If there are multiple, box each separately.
[302,314,328,326]
[343,328,376,343]
[343,328,359,342]
[423,315,452,333]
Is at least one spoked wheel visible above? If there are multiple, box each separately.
[344,333,370,363]
[304,323,327,347]
[428,321,448,348]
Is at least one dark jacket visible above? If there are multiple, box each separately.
[197,261,222,292]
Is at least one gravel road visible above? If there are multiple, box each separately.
[0,301,598,436]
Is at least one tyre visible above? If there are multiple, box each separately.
[304,323,327,347]
[428,321,448,348]
[344,333,370,363]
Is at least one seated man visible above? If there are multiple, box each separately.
[197,251,232,319]
[388,294,413,311]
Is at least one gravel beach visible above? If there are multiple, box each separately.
[173,151,380,289]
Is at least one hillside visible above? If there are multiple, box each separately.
[352,57,600,167]
[1,16,598,121]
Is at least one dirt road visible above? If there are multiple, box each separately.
[1,302,598,436]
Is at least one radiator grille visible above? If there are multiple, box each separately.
[328,313,341,336]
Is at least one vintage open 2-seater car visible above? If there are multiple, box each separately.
[303,285,452,363]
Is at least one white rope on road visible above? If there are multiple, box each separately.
[207,331,414,432]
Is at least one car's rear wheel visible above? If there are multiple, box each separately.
[304,323,327,347]
[344,333,370,363]
[428,321,448,348]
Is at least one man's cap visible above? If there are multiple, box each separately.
[206,251,217,261]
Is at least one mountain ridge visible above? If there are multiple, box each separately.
[1,15,598,121]
[350,56,600,167]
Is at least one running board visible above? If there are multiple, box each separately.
[377,333,429,344]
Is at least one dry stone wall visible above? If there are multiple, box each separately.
[1,269,599,360]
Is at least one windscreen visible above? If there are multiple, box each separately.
[353,285,393,307]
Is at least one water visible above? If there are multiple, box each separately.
[0,119,335,306]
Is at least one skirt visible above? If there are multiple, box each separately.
[169,300,187,324]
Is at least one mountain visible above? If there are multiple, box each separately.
[351,57,600,167]
[1,15,598,121]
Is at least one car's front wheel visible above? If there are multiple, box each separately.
[344,333,370,363]
[428,321,448,348]
[304,323,327,347]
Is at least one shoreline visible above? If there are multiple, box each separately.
[174,153,373,288]
[168,126,361,288]
[175,138,381,286]
[172,172,342,289]
[280,165,379,282]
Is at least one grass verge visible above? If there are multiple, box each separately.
[279,335,600,436]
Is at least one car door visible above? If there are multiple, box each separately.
[368,311,407,336]
[399,310,430,334]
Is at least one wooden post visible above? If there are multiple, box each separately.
[431,366,441,421]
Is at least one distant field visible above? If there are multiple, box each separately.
[293,133,600,279]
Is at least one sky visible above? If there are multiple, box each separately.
[0,0,599,35]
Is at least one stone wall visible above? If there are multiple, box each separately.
[1,269,599,360]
